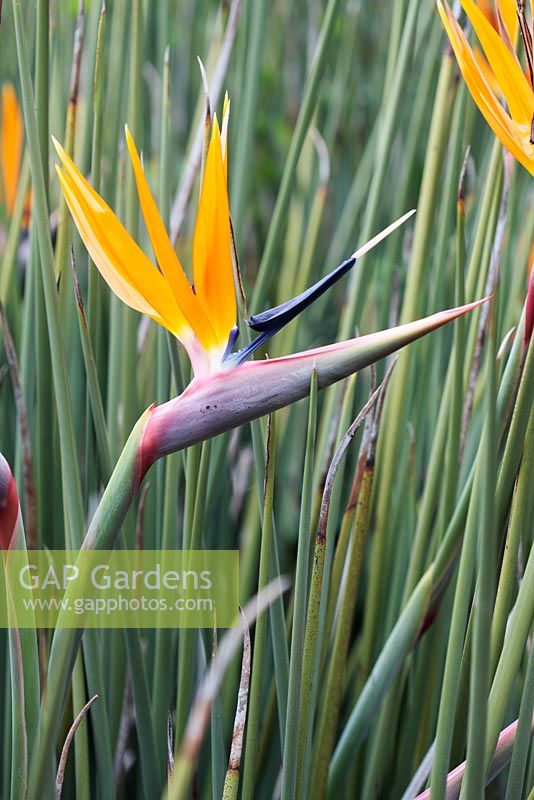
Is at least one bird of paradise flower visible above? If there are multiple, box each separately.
[55,98,407,380]
[437,0,534,175]
[53,95,485,465]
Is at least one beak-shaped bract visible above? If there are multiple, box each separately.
[140,297,488,468]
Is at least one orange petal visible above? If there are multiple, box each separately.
[124,126,217,352]
[477,0,498,27]
[473,47,503,96]
[1,84,23,216]
[56,167,168,327]
[438,0,534,175]
[193,116,236,349]
[460,0,533,126]
[53,139,189,335]
[477,0,518,43]
[496,0,518,43]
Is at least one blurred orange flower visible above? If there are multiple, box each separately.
[0,84,24,217]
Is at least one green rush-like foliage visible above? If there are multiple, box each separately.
[0,1,533,799]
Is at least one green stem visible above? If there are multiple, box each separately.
[87,1,107,375]
[337,0,421,341]
[311,462,374,800]
[174,443,200,746]
[250,0,347,310]
[504,642,534,800]
[241,415,276,800]
[327,567,435,795]
[121,0,142,441]
[32,0,54,555]
[230,0,267,234]
[26,409,150,799]
[281,372,317,800]
[491,403,534,674]
[360,50,457,677]
[461,297,497,800]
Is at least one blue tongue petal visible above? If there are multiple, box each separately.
[222,325,240,361]
[224,255,356,366]
[223,210,416,366]
[247,256,356,332]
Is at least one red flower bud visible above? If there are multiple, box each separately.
[0,454,20,551]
